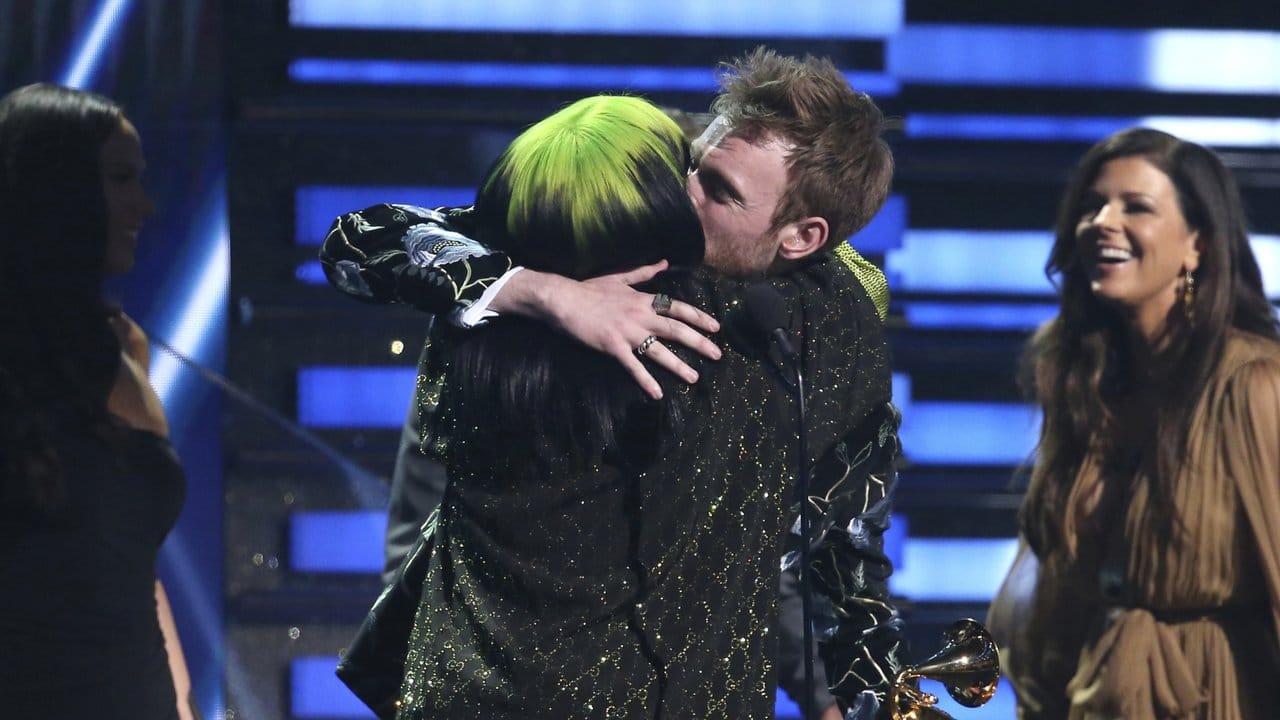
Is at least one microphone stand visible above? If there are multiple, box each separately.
[771,329,814,720]
[793,358,814,720]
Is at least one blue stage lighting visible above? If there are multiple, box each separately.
[296,366,417,428]
[849,194,906,253]
[890,536,1019,601]
[60,0,134,89]
[887,231,1056,295]
[289,0,902,38]
[889,25,1280,94]
[296,186,478,246]
[902,302,1058,331]
[291,657,376,718]
[907,114,1280,147]
[290,59,900,97]
[149,181,229,411]
[290,511,387,573]
[898,402,1040,466]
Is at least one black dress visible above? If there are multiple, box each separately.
[0,422,186,718]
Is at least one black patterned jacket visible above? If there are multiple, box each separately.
[320,204,908,717]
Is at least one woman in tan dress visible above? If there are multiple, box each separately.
[989,128,1280,719]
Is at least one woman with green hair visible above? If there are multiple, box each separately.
[331,94,900,719]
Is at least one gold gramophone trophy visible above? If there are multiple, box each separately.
[886,619,999,720]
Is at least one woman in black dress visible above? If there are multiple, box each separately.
[0,83,195,718]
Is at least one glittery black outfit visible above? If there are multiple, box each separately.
[322,205,906,719]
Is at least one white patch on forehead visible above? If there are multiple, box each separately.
[692,114,733,160]
[693,115,796,166]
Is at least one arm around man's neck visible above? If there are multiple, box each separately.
[489,264,722,399]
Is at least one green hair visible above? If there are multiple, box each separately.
[474,95,703,278]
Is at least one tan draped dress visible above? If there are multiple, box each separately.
[990,330,1280,720]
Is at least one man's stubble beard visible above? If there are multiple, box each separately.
[703,227,778,280]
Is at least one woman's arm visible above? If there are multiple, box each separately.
[1223,355,1280,652]
[319,203,721,398]
[106,317,196,716]
[805,404,909,716]
[320,204,514,315]
[156,580,198,720]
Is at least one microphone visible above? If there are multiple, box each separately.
[741,284,798,364]
[741,283,816,720]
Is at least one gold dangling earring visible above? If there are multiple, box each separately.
[1182,269,1196,325]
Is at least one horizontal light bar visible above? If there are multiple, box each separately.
[1147,29,1280,94]
[907,113,1280,147]
[291,656,375,718]
[889,231,1280,300]
[906,114,1132,142]
[1254,236,1280,299]
[289,510,386,573]
[297,186,476,246]
[898,402,1041,466]
[289,59,900,96]
[889,25,1280,94]
[297,366,416,428]
[887,231,1055,295]
[902,301,1057,331]
[296,261,327,285]
[289,0,902,38]
[890,536,1019,601]
[849,194,905,253]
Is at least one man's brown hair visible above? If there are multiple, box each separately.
[711,47,894,247]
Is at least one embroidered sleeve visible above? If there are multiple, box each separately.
[319,203,512,315]
[784,402,908,715]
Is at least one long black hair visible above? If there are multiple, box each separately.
[0,83,126,513]
[430,95,704,468]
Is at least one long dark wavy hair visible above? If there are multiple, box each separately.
[430,95,704,468]
[0,84,125,514]
[1020,128,1279,556]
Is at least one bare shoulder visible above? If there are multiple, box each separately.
[107,350,169,437]
[108,310,151,370]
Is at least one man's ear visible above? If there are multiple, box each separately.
[776,216,828,262]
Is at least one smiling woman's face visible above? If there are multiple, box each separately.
[99,117,154,275]
[1075,155,1201,333]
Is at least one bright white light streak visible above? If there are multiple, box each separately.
[887,230,1056,295]
[905,113,1280,148]
[149,200,229,409]
[1251,235,1280,299]
[1139,117,1280,147]
[1147,30,1280,94]
[60,0,134,89]
[890,537,1020,601]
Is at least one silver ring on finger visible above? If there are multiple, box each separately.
[634,335,658,357]
[651,293,672,316]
